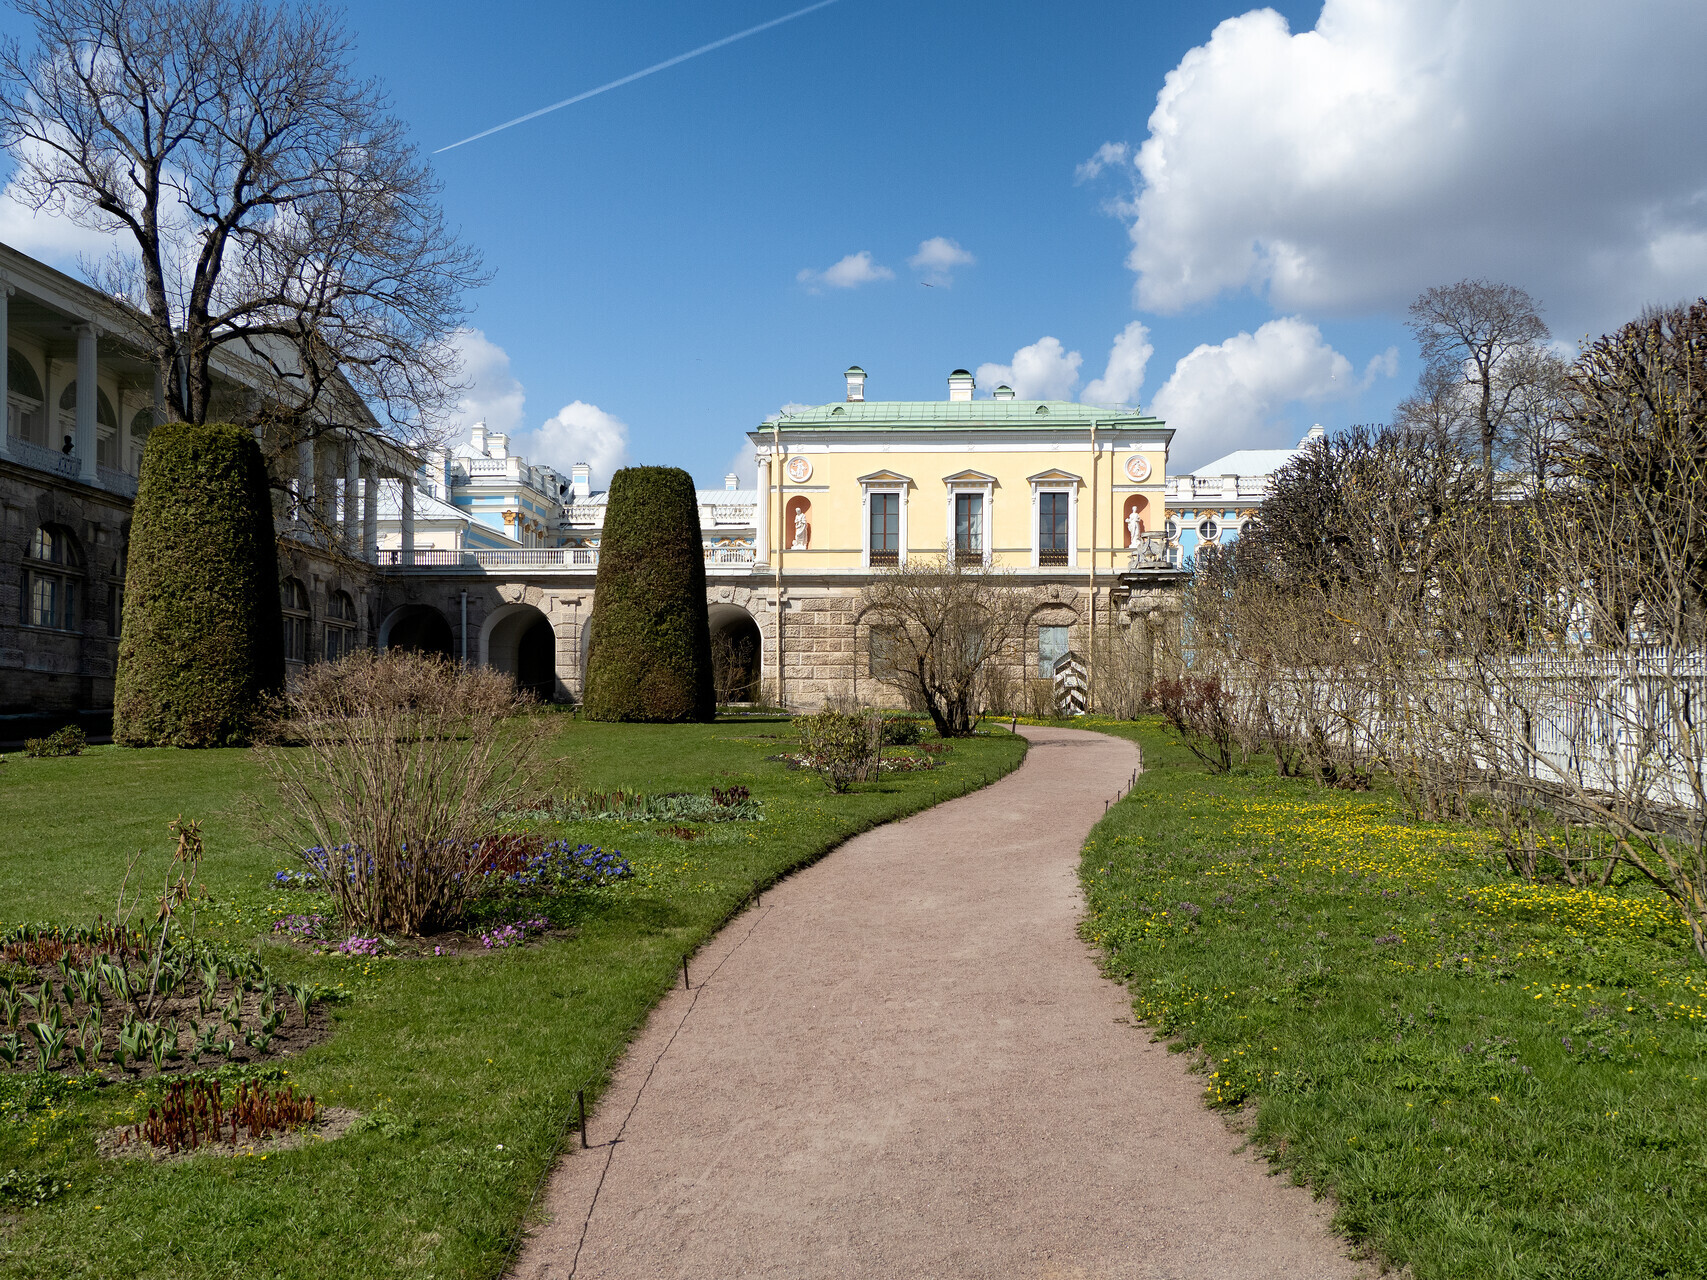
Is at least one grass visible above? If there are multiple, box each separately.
[1081,719,1707,1280]
[0,716,1026,1279]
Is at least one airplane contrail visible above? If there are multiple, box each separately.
[435,0,843,153]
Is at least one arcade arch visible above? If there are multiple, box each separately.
[380,604,454,658]
[708,602,762,703]
[482,603,559,702]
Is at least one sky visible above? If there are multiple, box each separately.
[3,0,1706,482]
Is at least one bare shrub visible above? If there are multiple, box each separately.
[1149,675,1238,773]
[257,651,540,936]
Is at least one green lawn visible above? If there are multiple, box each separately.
[0,717,1026,1279]
[1082,720,1707,1280]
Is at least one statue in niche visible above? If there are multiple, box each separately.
[791,507,808,549]
[1126,506,1143,547]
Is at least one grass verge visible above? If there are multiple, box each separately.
[1080,719,1706,1280]
[0,717,1025,1279]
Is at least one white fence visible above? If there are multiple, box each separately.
[1250,649,1707,812]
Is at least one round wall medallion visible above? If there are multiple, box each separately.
[785,455,812,483]
[1124,454,1152,482]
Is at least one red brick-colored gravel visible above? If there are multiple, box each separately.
[514,726,1370,1279]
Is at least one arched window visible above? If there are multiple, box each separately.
[24,525,83,630]
[324,590,357,662]
[59,382,118,464]
[129,408,154,476]
[281,578,310,663]
[7,349,45,447]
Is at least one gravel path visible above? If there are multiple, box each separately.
[513,725,1370,1279]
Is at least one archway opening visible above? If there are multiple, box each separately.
[384,605,454,658]
[708,603,761,704]
[488,604,559,702]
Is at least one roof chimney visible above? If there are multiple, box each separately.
[1301,423,1326,446]
[844,365,866,402]
[992,384,1014,401]
[488,432,509,459]
[570,462,591,500]
[724,472,739,491]
[470,421,488,455]
[948,369,974,402]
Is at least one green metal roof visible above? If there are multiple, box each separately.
[760,399,1168,431]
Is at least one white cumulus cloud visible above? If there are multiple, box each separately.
[1081,321,1154,407]
[1105,0,1707,333]
[441,327,527,440]
[1150,317,1364,470]
[908,236,976,286]
[977,336,1083,401]
[796,250,894,292]
[516,402,631,487]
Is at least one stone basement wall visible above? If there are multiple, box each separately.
[0,462,131,739]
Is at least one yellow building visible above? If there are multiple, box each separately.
[741,365,1181,708]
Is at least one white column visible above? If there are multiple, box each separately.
[343,438,360,554]
[75,324,97,483]
[0,277,10,461]
[296,438,315,530]
[399,473,416,565]
[361,460,379,562]
[754,453,770,565]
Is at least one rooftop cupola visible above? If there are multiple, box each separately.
[570,462,591,500]
[844,365,866,402]
[948,369,974,402]
[724,472,739,491]
[992,384,1014,401]
[469,421,488,455]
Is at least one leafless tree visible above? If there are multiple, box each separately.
[1408,279,1551,488]
[0,0,484,452]
[859,553,1026,736]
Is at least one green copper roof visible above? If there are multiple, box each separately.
[762,399,1167,431]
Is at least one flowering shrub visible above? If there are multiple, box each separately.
[480,917,551,949]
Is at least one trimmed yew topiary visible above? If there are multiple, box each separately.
[582,466,715,722]
[114,421,285,746]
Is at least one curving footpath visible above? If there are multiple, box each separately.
[514,725,1370,1279]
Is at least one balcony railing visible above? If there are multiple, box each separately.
[378,543,756,572]
[7,436,82,481]
[1038,548,1069,566]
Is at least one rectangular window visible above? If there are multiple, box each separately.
[325,625,354,663]
[1039,492,1069,565]
[107,584,122,638]
[954,492,983,561]
[28,573,56,628]
[1037,624,1069,678]
[283,615,307,663]
[869,492,899,565]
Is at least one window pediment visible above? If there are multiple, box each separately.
[942,469,997,487]
[1027,468,1082,487]
[857,469,913,487]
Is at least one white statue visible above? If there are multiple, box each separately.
[791,507,808,549]
[1126,507,1143,547]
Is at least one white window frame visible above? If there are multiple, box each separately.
[944,477,993,567]
[859,473,911,568]
[1028,476,1079,569]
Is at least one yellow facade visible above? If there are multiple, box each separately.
[747,379,1171,579]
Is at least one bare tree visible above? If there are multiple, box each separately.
[0,0,484,449]
[1407,279,1551,487]
[859,553,1026,737]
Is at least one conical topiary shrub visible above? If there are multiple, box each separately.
[582,466,715,722]
[113,421,285,746]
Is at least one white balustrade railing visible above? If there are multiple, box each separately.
[377,543,755,572]
[8,436,83,481]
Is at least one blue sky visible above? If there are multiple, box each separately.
[5,0,1705,483]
